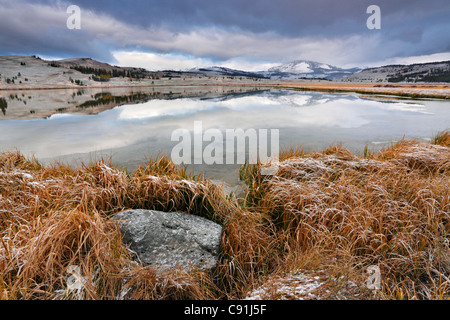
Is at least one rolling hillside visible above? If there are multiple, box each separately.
[339,60,450,83]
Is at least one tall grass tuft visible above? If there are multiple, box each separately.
[241,131,450,299]
[432,130,450,147]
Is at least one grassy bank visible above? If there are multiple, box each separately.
[0,131,449,300]
[277,83,450,100]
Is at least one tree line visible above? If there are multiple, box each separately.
[69,65,146,81]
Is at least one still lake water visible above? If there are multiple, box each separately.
[1,87,449,186]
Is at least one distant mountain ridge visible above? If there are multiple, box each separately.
[190,60,450,82]
[189,60,363,80]
[263,60,362,80]
[39,57,450,83]
[188,66,266,78]
[1,55,448,87]
[50,57,150,78]
[339,60,450,83]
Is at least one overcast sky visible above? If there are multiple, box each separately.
[0,0,449,71]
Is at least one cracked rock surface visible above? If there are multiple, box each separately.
[111,209,223,271]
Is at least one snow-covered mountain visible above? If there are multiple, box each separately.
[188,60,362,80]
[260,60,362,80]
[269,61,332,73]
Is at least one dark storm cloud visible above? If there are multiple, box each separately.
[0,0,449,67]
[26,0,448,37]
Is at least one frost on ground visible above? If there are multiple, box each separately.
[244,269,366,300]
[394,143,450,169]
[245,270,331,300]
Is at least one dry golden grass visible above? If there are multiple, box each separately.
[433,130,450,148]
[0,153,269,299]
[1,131,449,300]
[277,83,450,99]
[241,134,450,299]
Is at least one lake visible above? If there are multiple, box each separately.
[1,86,449,186]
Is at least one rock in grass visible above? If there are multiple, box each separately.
[111,209,223,271]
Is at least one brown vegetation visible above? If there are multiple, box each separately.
[277,83,450,99]
[0,132,449,299]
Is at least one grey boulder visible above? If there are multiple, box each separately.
[111,209,223,271]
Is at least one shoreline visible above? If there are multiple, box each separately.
[275,82,450,99]
[2,82,449,99]
[0,83,277,91]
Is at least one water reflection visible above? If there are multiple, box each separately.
[0,86,263,120]
[0,88,449,185]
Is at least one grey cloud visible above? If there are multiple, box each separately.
[0,0,449,67]
[30,0,449,37]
